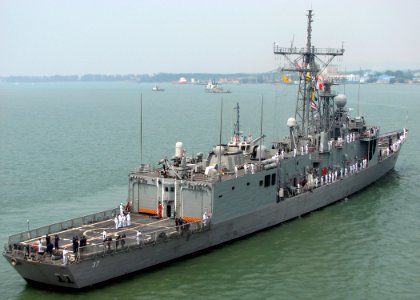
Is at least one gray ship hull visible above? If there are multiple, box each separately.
[4,151,399,289]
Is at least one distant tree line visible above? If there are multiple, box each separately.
[0,70,418,83]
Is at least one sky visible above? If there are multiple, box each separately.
[0,0,419,76]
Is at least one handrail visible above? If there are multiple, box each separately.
[7,208,118,246]
[5,220,211,265]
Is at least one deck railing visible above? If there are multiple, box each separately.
[7,208,118,246]
[6,220,210,265]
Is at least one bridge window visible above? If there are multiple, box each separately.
[264,175,270,187]
[271,174,276,185]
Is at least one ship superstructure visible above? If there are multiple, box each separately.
[3,10,407,289]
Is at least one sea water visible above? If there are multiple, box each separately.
[0,82,419,299]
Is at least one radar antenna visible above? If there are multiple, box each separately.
[273,10,344,138]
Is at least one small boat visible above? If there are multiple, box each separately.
[205,81,231,93]
[177,77,188,84]
[152,85,164,92]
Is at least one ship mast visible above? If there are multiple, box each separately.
[233,102,240,143]
[274,10,344,139]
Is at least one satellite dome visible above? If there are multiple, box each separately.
[214,145,225,155]
[287,117,297,128]
[334,94,347,108]
[256,145,267,160]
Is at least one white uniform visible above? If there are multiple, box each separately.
[102,230,107,241]
[136,232,142,245]
[114,216,118,229]
[122,215,127,227]
[62,249,68,265]
[127,213,131,226]
[118,214,122,228]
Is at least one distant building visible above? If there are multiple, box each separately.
[376,75,394,84]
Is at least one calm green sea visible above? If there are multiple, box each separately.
[0,82,419,299]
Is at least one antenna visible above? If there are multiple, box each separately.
[357,68,361,116]
[219,98,223,180]
[274,9,344,137]
[259,96,264,165]
[140,93,143,166]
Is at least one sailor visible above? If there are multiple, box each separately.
[136,231,143,245]
[281,150,284,159]
[301,146,304,155]
[102,230,107,241]
[121,214,126,227]
[127,212,131,226]
[54,234,60,250]
[45,234,51,246]
[250,164,255,174]
[114,215,118,229]
[334,170,338,181]
[46,242,54,255]
[62,248,68,265]
[202,211,209,225]
[305,144,308,154]
[80,235,87,248]
[72,236,79,254]
[118,214,122,228]
[314,177,318,188]
[244,164,248,174]
[293,148,297,157]
[119,203,124,215]
[37,238,43,253]
[234,165,238,178]
[158,201,163,218]
[340,168,343,178]
[320,176,323,186]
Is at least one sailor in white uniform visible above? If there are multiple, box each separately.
[114,216,118,229]
[127,212,131,226]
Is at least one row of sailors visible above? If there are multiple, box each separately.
[390,134,405,152]
[381,130,407,157]
[241,163,256,175]
[114,213,131,229]
[313,159,369,188]
[280,132,361,158]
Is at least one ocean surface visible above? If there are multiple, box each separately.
[0,82,419,299]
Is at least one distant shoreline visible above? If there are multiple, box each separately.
[1,69,419,84]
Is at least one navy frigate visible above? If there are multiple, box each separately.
[3,10,407,289]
